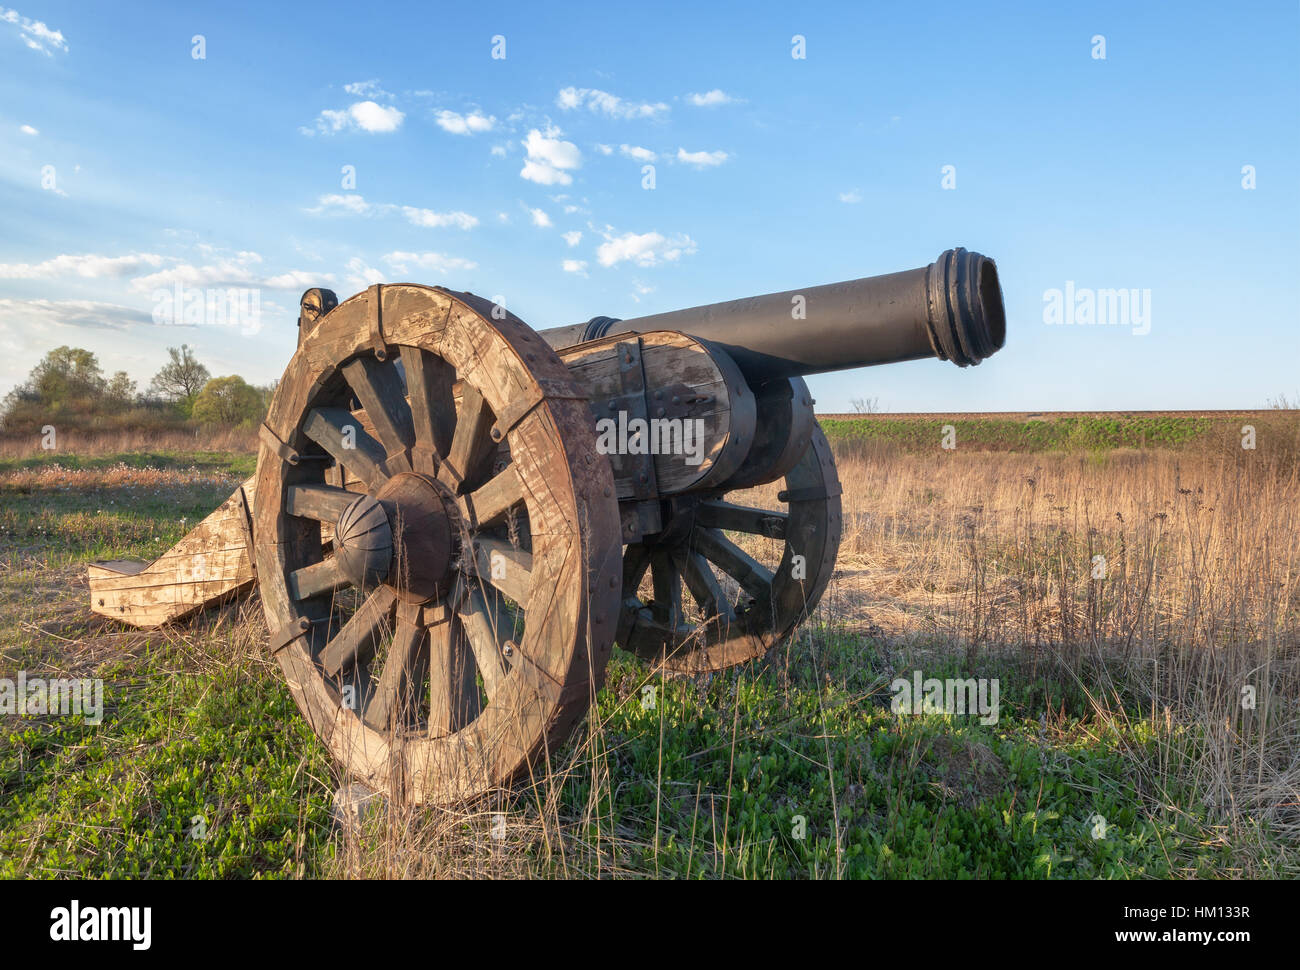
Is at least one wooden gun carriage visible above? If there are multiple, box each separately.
[89,249,1005,803]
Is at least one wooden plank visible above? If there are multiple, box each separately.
[427,616,480,737]
[456,588,510,700]
[472,537,532,607]
[88,477,258,628]
[320,586,397,677]
[401,345,457,463]
[696,500,789,540]
[692,528,775,603]
[342,355,415,474]
[286,483,356,523]
[463,464,523,528]
[438,382,497,493]
[364,603,428,731]
[303,407,389,492]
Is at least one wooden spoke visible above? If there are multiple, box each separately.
[286,483,357,523]
[401,346,456,464]
[428,615,480,737]
[696,500,788,541]
[288,556,350,601]
[438,382,497,494]
[693,528,775,603]
[673,547,735,623]
[456,588,511,700]
[320,586,397,677]
[364,603,428,731]
[622,543,651,596]
[650,549,683,627]
[472,537,532,606]
[303,407,389,492]
[342,356,416,474]
[465,464,524,529]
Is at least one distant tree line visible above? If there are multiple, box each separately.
[0,344,275,434]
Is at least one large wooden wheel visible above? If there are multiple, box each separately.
[616,425,842,674]
[254,285,622,804]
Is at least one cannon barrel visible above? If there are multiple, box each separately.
[540,248,1005,384]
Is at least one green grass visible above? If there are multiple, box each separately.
[820,414,1220,453]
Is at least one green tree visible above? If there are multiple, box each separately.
[148,344,210,412]
[1,346,107,427]
[191,375,264,426]
[103,371,138,411]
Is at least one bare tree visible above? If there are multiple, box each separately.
[851,396,881,414]
[148,345,210,407]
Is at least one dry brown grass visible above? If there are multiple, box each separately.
[0,426,258,460]
[807,444,1299,848]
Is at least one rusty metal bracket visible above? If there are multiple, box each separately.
[616,339,659,503]
[259,422,300,465]
[490,375,588,443]
[268,615,312,654]
[367,284,389,361]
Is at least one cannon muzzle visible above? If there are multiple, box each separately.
[540,248,1005,384]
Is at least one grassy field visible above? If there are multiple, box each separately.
[1,414,1296,878]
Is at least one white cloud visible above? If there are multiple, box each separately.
[629,280,655,303]
[676,147,729,168]
[383,251,478,274]
[594,143,613,155]
[348,101,404,132]
[490,144,507,157]
[344,79,391,99]
[686,89,737,107]
[556,87,668,120]
[529,208,552,228]
[562,259,588,276]
[435,109,496,135]
[264,270,335,290]
[839,189,863,204]
[520,126,581,186]
[345,257,386,290]
[0,299,150,331]
[128,252,263,292]
[619,144,656,162]
[402,206,478,229]
[0,252,165,279]
[307,193,373,215]
[127,251,327,292]
[307,194,478,229]
[1,7,67,55]
[562,230,582,247]
[595,230,697,268]
[307,100,404,135]
[18,123,37,136]
[497,212,510,223]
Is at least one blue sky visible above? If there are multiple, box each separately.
[1,1,1296,412]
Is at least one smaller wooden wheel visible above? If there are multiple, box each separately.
[255,285,622,804]
[616,423,842,674]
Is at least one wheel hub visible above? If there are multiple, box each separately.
[370,472,456,604]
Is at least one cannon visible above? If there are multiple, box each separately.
[87,248,1005,803]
